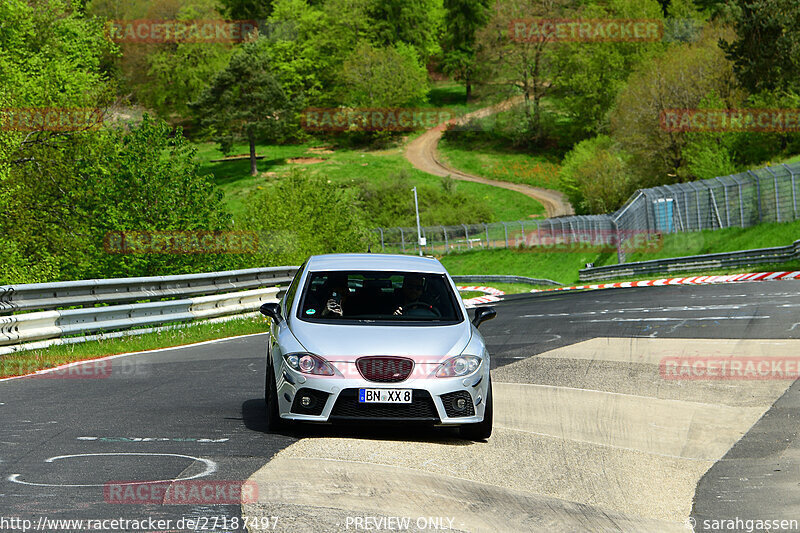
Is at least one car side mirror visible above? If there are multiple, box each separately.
[260,302,283,323]
[472,306,496,328]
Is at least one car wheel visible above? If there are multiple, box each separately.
[459,378,492,441]
[265,360,285,431]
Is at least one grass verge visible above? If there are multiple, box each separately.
[0,316,269,379]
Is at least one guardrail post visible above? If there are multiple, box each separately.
[782,163,798,219]
[502,222,509,248]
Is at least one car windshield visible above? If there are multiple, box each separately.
[297,271,464,323]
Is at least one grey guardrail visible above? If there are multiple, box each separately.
[579,240,800,281]
[452,275,561,286]
[0,266,299,355]
[0,266,298,314]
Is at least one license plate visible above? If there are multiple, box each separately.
[358,389,412,404]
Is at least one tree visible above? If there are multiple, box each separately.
[551,0,665,136]
[192,38,297,176]
[441,0,490,101]
[367,0,443,61]
[338,41,428,107]
[219,0,274,19]
[475,0,571,141]
[0,0,118,282]
[721,0,800,93]
[609,26,743,184]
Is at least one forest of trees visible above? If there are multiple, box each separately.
[2,0,798,283]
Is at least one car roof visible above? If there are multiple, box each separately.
[305,253,448,274]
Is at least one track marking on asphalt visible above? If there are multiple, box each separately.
[582,316,768,322]
[7,453,217,487]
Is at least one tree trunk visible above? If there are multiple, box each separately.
[466,79,473,102]
[249,134,258,176]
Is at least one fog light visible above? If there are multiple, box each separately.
[454,397,467,411]
[301,396,312,408]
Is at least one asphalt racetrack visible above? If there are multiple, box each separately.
[2,280,799,532]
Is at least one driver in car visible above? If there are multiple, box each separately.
[393,274,429,316]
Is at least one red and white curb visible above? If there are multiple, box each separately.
[457,286,505,307]
[531,271,800,294]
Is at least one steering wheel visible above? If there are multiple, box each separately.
[404,301,442,317]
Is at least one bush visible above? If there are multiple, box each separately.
[355,171,493,227]
[240,171,374,265]
[559,135,636,214]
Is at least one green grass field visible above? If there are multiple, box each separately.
[197,141,545,223]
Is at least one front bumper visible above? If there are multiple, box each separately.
[275,364,489,425]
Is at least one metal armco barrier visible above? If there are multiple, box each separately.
[452,275,561,286]
[579,240,800,281]
[0,266,297,313]
[0,266,299,354]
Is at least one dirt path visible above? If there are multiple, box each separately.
[405,96,575,218]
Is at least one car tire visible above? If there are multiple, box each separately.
[459,378,492,441]
[265,359,285,431]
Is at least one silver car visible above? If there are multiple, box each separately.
[259,253,496,440]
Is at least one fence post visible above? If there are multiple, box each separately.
[377,228,385,252]
[400,228,405,252]
[462,224,471,249]
[612,218,624,264]
[715,177,731,228]
[782,163,798,219]
[502,222,509,248]
[765,166,781,222]
[441,226,448,253]
[749,170,763,222]
[519,221,525,246]
[736,180,745,227]
[483,223,490,248]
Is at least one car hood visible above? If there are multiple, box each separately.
[288,319,472,362]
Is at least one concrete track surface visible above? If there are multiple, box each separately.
[404,97,574,218]
[2,281,800,532]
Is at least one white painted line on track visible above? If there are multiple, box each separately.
[7,453,217,487]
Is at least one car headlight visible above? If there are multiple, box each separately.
[436,355,481,378]
[284,353,335,376]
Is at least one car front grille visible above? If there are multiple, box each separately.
[441,390,475,418]
[356,356,414,383]
[330,389,439,421]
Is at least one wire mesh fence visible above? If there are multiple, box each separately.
[374,162,800,262]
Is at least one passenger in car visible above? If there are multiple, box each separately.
[321,274,350,317]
